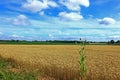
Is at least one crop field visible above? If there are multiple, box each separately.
[0,45,120,80]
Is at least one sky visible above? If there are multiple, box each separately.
[0,0,120,41]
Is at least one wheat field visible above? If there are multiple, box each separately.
[0,45,120,80]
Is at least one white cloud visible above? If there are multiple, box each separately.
[0,32,3,35]
[112,36,120,39]
[22,0,48,12]
[12,14,30,26]
[59,12,83,21]
[98,17,116,25]
[48,34,54,38]
[17,15,27,19]
[22,0,58,12]
[47,0,58,7]
[109,36,120,39]
[11,35,19,38]
[11,34,24,38]
[60,0,90,11]
[39,11,44,16]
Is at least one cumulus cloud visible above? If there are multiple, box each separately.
[59,12,83,21]
[47,1,58,7]
[12,15,30,26]
[22,0,58,12]
[59,0,90,11]
[98,17,116,25]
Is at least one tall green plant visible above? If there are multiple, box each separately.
[78,41,87,80]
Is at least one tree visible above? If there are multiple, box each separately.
[116,40,120,43]
[110,40,115,44]
[16,40,19,42]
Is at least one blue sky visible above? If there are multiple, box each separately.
[0,0,120,41]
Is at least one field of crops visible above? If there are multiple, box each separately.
[0,45,120,80]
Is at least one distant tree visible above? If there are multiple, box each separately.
[116,40,120,43]
[107,41,110,45]
[16,40,19,42]
[110,40,115,44]
[11,39,15,42]
[33,40,38,42]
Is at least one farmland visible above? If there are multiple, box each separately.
[0,45,120,80]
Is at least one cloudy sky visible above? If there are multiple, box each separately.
[0,0,120,41]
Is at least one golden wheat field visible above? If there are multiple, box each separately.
[0,45,120,80]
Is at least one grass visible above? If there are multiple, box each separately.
[0,45,120,80]
[0,56,38,80]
